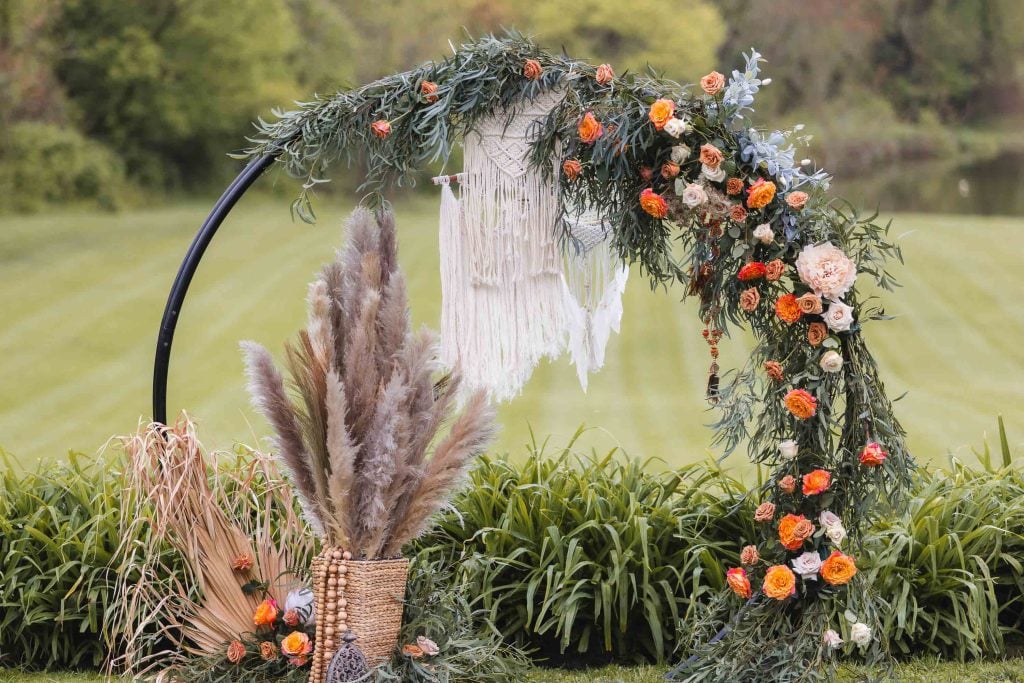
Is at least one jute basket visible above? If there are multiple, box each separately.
[309,547,409,682]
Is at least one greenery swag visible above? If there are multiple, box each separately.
[244,32,912,682]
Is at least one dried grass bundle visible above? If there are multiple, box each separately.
[243,208,494,559]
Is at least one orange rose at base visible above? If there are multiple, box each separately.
[649,98,676,130]
[802,468,832,496]
[860,442,888,466]
[746,178,777,209]
[281,631,312,666]
[821,551,858,585]
[727,567,752,598]
[578,112,604,144]
[778,513,815,551]
[763,564,797,600]
[639,189,668,219]
[253,598,278,627]
[784,389,817,419]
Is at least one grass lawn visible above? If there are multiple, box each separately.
[1,195,1022,469]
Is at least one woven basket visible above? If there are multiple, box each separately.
[309,547,409,681]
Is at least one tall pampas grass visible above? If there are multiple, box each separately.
[243,208,494,558]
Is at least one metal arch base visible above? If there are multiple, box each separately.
[152,153,278,425]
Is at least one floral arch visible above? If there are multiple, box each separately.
[155,32,911,682]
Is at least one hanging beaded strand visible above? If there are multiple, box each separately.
[702,314,723,404]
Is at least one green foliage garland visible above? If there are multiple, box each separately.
[245,32,914,681]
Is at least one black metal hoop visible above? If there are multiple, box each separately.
[152,152,278,425]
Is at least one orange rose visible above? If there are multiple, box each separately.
[802,469,832,496]
[727,567,752,598]
[726,177,745,195]
[523,59,542,80]
[784,389,817,420]
[370,120,391,139]
[762,565,797,600]
[648,98,676,130]
[403,643,425,658]
[281,631,312,662]
[738,262,767,281]
[253,598,278,627]
[786,191,809,210]
[578,112,604,144]
[807,322,828,347]
[231,553,253,572]
[639,189,668,219]
[730,204,748,222]
[778,475,796,494]
[259,641,277,661]
[754,501,776,522]
[740,545,760,566]
[420,80,439,103]
[796,293,823,314]
[860,442,888,466]
[661,161,680,179]
[226,640,245,664]
[821,551,858,585]
[775,294,802,323]
[699,143,725,169]
[562,159,583,181]
[739,287,760,313]
[595,63,614,85]
[764,360,784,382]
[746,179,777,209]
[700,70,726,95]
[765,259,786,281]
[778,513,815,551]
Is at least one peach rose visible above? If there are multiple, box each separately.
[231,553,253,572]
[700,70,726,95]
[778,513,815,551]
[807,322,828,347]
[282,609,300,627]
[371,120,391,139]
[764,360,784,382]
[775,294,802,324]
[746,179,777,209]
[765,259,786,282]
[253,598,278,627]
[754,501,776,522]
[739,287,760,313]
[860,442,888,466]
[763,565,797,600]
[420,80,439,103]
[578,112,604,144]
[727,567,752,598]
[778,475,797,494]
[403,643,425,658]
[726,177,744,195]
[227,640,245,664]
[259,641,277,661]
[802,469,832,496]
[523,59,542,80]
[640,189,668,219]
[661,161,680,179]
[649,98,676,130]
[699,143,725,169]
[740,545,760,566]
[786,191,809,210]
[821,551,858,585]
[730,204,748,222]
[562,159,583,181]
[796,293,823,314]
[795,242,857,300]
[595,63,614,85]
[784,389,817,420]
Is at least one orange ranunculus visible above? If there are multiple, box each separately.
[764,361,784,382]
[786,191,809,210]
[523,59,542,80]
[775,294,802,323]
[640,189,668,219]
[259,641,277,661]
[784,389,817,420]
[807,322,828,347]
[578,112,604,144]
[371,120,391,139]
[765,259,786,281]
[778,475,797,494]
[226,640,245,664]
[595,63,614,85]
[796,293,823,314]
[700,70,726,95]
[778,513,815,551]
[746,178,777,209]
[420,80,439,103]
[727,567,752,599]
[762,564,797,600]
[281,631,312,664]
[821,550,858,585]
[649,98,676,130]
[738,262,767,281]
[253,598,278,627]
[726,177,745,195]
[562,159,583,181]
[699,143,725,169]
[661,161,680,179]
[802,469,832,496]
[231,553,253,571]
[860,442,888,466]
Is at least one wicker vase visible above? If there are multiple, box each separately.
[309,547,409,682]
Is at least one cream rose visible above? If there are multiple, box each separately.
[670,144,691,164]
[850,622,872,648]
[702,164,726,182]
[752,223,774,244]
[795,242,858,300]
[819,350,843,373]
[824,300,855,332]
[826,522,847,546]
[680,183,708,208]
[664,117,689,138]
[791,551,822,580]
[778,439,798,459]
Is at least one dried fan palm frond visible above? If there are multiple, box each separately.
[243,208,494,558]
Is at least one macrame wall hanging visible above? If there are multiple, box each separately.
[436,93,628,400]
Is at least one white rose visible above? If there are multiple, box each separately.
[791,551,822,580]
[822,629,843,649]
[701,163,727,182]
[819,510,841,529]
[664,117,690,138]
[819,350,843,373]
[824,300,855,332]
[778,439,798,460]
[670,144,691,164]
[850,622,872,648]
[826,522,847,546]
[680,183,708,208]
[752,223,774,244]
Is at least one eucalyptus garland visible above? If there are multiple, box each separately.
[245,32,912,682]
